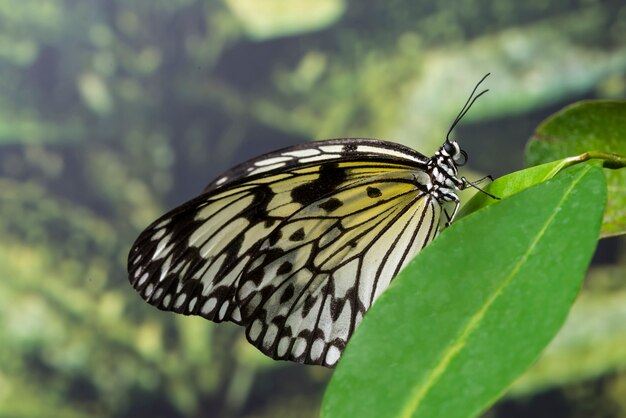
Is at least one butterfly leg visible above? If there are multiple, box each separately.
[461,176,500,200]
[444,197,461,227]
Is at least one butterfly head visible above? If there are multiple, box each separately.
[442,140,468,166]
[429,73,490,203]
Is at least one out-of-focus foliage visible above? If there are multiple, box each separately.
[511,264,626,396]
[0,0,625,417]
[525,101,626,237]
[224,0,347,40]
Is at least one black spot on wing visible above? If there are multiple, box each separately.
[330,298,344,322]
[245,265,265,286]
[268,229,282,246]
[280,283,295,304]
[343,143,357,152]
[318,197,343,212]
[324,280,343,322]
[244,184,275,222]
[302,294,318,318]
[366,186,382,198]
[289,227,305,241]
[343,144,357,152]
[277,261,293,275]
[290,163,347,205]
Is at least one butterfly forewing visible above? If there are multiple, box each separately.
[128,138,448,367]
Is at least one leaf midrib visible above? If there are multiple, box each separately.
[398,165,591,418]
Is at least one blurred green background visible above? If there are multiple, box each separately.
[1,1,625,417]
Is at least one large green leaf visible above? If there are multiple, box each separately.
[323,164,606,418]
[525,100,626,237]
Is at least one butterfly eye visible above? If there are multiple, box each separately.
[443,141,456,156]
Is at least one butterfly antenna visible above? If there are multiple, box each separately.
[446,73,491,142]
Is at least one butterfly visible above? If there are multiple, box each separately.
[127,74,491,368]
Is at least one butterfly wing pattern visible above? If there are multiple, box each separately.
[127,138,467,367]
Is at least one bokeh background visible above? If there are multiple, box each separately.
[1,1,625,417]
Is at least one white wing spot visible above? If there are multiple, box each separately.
[299,154,340,163]
[218,301,229,320]
[137,272,149,286]
[319,145,344,153]
[277,337,290,357]
[255,156,293,166]
[174,293,186,309]
[215,176,228,186]
[159,256,173,282]
[188,296,197,312]
[310,338,325,362]
[153,234,172,259]
[231,306,242,322]
[325,345,341,366]
[264,323,279,347]
[144,283,154,297]
[247,162,287,176]
[153,288,163,300]
[152,228,166,240]
[292,337,307,358]
[249,319,263,341]
[283,149,320,158]
[162,294,172,308]
[154,219,170,229]
[201,297,217,315]
[356,145,425,163]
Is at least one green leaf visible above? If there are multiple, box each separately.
[458,155,617,220]
[458,159,571,219]
[525,100,626,237]
[323,164,606,418]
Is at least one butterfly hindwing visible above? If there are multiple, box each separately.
[237,166,444,366]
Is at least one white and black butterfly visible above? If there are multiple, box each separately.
[128,75,491,368]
